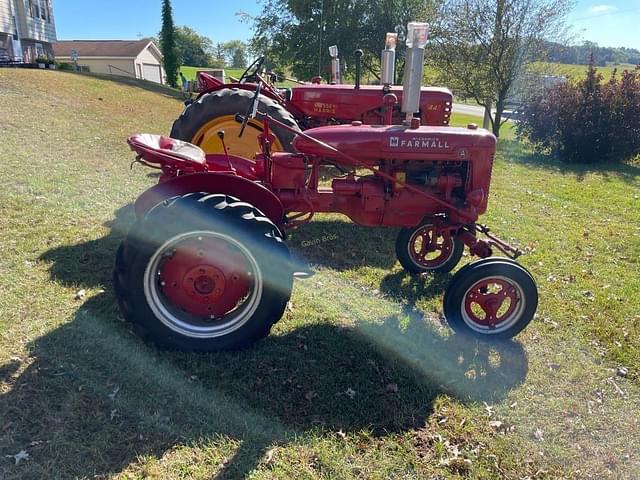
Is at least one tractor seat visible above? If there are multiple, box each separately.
[128,134,206,167]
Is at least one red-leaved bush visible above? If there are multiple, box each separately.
[516,62,640,163]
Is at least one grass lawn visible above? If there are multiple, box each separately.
[1,69,639,479]
[181,65,245,82]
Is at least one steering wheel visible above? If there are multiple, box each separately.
[239,56,266,84]
[237,82,262,138]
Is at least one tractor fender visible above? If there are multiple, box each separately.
[196,83,282,104]
[134,173,285,227]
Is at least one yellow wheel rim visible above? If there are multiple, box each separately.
[191,115,286,159]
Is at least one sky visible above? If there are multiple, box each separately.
[53,0,640,50]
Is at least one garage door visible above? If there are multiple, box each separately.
[142,63,162,84]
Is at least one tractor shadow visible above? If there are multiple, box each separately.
[286,217,399,271]
[12,207,527,478]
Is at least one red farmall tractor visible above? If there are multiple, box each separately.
[170,34,453,159]
[114,23,538,351]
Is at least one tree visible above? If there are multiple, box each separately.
[160,0,179,87]
[430,0,571,136]
[221,40,249,68]
[213,43,226,67]
[175,26,221,67]
[250,0,435,81]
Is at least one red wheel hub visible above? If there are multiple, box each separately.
[158,236,253,318]
[464,278,519,328]
[409,225,453,268]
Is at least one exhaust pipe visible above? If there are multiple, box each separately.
[401,22,429,126]
[354,49,363,89]
[381,33,398,91]
[329,45,341,84]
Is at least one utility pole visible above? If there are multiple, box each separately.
[318,0,324,76]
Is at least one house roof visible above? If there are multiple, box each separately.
[53,39,161,59]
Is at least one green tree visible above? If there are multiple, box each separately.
[160,0,179,87]
[213,42,226,67]
[221,40,248,68]
[250,0,434,81]
[175,26,221,67]
[430,0,571,137]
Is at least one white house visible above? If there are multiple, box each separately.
[53,39,165,84]
[0,0,57,62]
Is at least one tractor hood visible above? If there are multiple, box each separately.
[293,123,497,163]
[289,84,453,125]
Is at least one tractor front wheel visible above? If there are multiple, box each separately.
[396,222,464,274]
[114,193,293,351]
[443,258,538,340]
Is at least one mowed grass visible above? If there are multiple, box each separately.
[181,65,245,82]
[1,69,639,479]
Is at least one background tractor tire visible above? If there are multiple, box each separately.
[113,192,293,352]
[170,88,300,158]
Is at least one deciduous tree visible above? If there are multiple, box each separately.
[250,0,435,80]
[430,0,571,136]
[221,40,249,69]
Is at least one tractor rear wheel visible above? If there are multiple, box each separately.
[170,88,300,159]
[396,222,464,274]
[113,192,293,351]
[443,258,538,340]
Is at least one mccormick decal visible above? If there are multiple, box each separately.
[313,102,337,114]
[388,136,450,149]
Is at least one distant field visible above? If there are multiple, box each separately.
[180,65,244,82]
[528,61,638,81]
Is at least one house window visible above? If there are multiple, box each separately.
[27,0,39,18]
[40,0,47,20]
[44,0,52,22]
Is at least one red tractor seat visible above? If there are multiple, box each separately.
[128,134,207,167]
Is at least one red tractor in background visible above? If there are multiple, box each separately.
[114,23,538,352]
[170,33,453,159]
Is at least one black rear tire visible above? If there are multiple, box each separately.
[170,88,300,154]
[113,193,292,351]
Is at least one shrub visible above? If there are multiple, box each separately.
[516,61,640,163]
[57,61,75,71]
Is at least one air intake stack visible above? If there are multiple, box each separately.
[329,45,341,84]
[401,22,429,125]
[381,33,398,91]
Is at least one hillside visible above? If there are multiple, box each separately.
[0,69,639,479]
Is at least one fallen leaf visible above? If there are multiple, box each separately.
[484,402,494,417]
[534,428,545,441]
[617,367,629,378]
[6,450,29,465]
[305,391,317,401]
[264,448,276,465]
[489,420,504,430]
[345,388,356,399]
[385,383,399,394]
[108,386,120,401]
